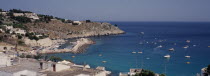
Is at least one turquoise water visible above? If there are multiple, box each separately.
[48,22,210,76]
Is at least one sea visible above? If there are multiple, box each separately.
[48,22,210,76]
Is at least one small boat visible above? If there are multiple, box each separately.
[186,40,190,43]
[138,51,143,54]
[185,56,191,58]
[208,46,210,47]
[132,52,137,54]
[102,61,107,63]
[146,58,150,59]
[99,54,102,56]
[158,45,163,48]
[72,56,75,58]
[186,62,190,64]
[164,55,170,58]
[140,32,144,35]
[183,45,189,49]
[193,45,196,47]
[174,43,176,45]
[168,48,175,51]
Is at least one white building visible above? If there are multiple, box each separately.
[13,13,24,17]
[10,28,26,35]
[0,52,12,68]
[0,12,7,16]
[73,21,82,25]
[24,13,39,20]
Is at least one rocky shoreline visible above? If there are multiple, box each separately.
[37,38,95,54]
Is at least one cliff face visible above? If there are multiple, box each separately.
[25,20,124,39]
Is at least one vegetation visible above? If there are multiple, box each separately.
[207,65,210,74]
[11,16,31,23]
[134,69,157,76]
[25,32,39,41]
[0,9,2,12]
[33,54,43,60]
[86,20,91,23]
[9,9,32,13]
[38,14,53,23]
[49,56,63,62]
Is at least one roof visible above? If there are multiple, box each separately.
[130,68,142,73]
[0,58,41,73]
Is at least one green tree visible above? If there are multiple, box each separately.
[136,69,155,76]
[11,16,31,23]
[49,56,63,62]
[26,55,32,58]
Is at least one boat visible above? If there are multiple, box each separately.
[186,40,190,43]
[168,48,175,51]
[186,62,190,64]
[102,61,107,63]
[185,56,191,58]
[72,56,75,58]
[132,52,136,54]
[99,54,102,56]
[138,51,143,54]
[183,45,189,49]
[158,45,163,48]
[141,32,145,34]
[208,46,210,47]
[164,55,170,58]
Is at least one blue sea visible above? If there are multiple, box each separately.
[48,22,210,76]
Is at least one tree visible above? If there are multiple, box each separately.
[0,9,3,12]
[207,65,210,73]
[136,69,155,76]
[9,9,32,13]
[49,56,63,62]
[34,54,43,60]
[26,55,32,58]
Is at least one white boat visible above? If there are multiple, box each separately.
[99,54,102,56]
[164,55,170,58]
[185,56,191,58]
[102,61,107,63]
[132,52,136,54]
[138,51,143,54]
[168,48,175,51]
[183,45,189,49]
[186,40,190,43]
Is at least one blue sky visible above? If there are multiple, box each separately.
[0,0,210,22]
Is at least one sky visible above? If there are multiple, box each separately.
[0,0,210,22]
